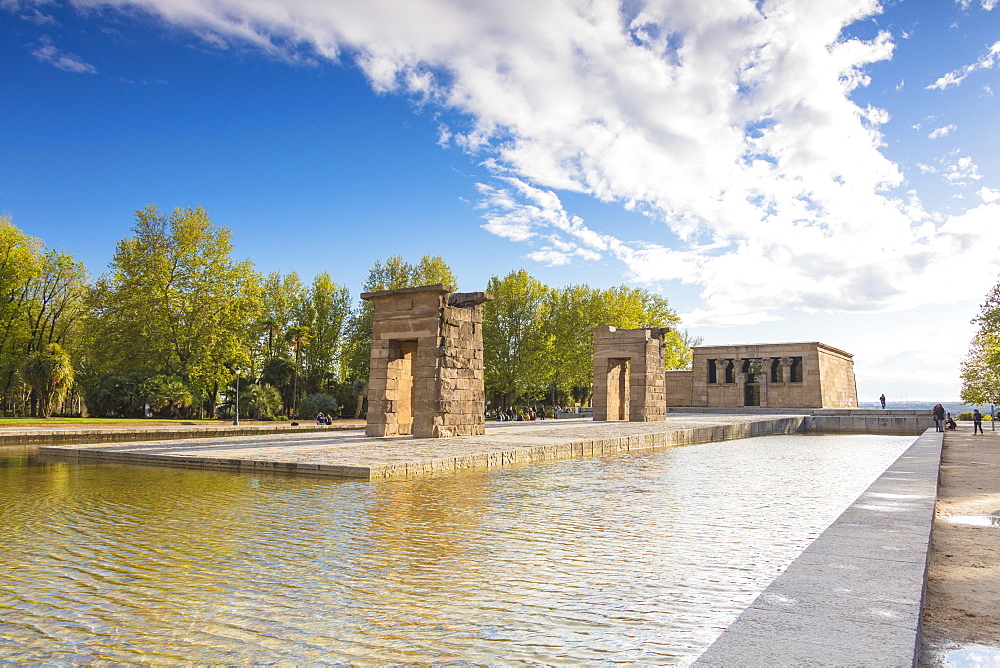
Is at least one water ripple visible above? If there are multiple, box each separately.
[0,433,911,664]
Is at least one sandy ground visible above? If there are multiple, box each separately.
[920,424,1000,663]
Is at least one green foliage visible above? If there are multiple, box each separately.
[84,372,152,417]
[298,392,339,420]
[257,271,305,361]
[144,375,194,418]
[351,378,369,418]
[241,383,283,420]
[86,205,259,415]
[483,271,686,407]
[341,255,457,382]
[961,279,1000,405]
[483,269,551,406]
[298,273,351,394]
[0,210,703,419]
[0,216,83,413]
[21,342,74,417]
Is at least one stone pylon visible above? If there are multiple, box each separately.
[588,326,670,422]
[361,284,492,438]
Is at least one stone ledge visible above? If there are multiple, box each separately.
[693,428,942,667]
[38,416,809,480]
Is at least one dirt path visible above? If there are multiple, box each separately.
[920,424,1000,663]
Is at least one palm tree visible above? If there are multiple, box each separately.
[352,378,368,419]
[285,326,311,417]
[22,343,74,418]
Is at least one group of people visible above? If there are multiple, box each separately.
[315,413,333,425]
[932,404,970,433]
[491,406,550,421]
[932,404,959,432]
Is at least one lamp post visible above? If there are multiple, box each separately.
[234,367,241,426]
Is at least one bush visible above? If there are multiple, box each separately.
[959,412,973,421]
[299,393,338,419]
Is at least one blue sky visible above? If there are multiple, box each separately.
[3,0,999,401]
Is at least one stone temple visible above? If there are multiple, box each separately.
[362,284,491,438]
[665,342,858,409]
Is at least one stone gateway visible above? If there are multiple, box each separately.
[588,326,670,422]
[361,284,492,438]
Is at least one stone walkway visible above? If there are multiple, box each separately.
[695,428,941,666]
[39,415,806,479]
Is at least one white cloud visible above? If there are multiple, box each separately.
[928,124,956,139]
[927,39,1000,89]
[31,35,96,73]
[979,186,1000,203]
[917,162,938,174]
[943,156,984,185]
[56,0,1000,326]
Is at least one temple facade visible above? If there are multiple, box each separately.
[665,342,858,409]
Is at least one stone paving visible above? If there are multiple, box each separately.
[694,428,941,667]
[38,414,807,479]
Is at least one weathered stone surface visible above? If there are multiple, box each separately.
[672,342,859,410]
[362,284,492,439]
[589,326,670,422]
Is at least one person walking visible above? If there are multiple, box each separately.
[973,409,984,435]
[880,394,886,409]
[933,404,945,432]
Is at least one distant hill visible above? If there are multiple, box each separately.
[859,401,996,416]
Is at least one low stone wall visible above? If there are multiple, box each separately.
[39,416,809,480]
[805,409,931,435]
[668,407,932,435]
[694,429,942,666]
[0,424,349,446]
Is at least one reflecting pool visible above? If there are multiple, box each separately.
[0,433,913,664]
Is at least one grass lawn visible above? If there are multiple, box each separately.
[0,417,227,425]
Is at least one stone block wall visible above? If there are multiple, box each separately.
[665,369,694,407]
[816,346,859,409]
[589,326,669,422]
[362,284,491,438]
[675,342,858,409]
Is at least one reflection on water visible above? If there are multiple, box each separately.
[0,434,912,664]
[943,515,1000,527]
[929,643,1000,667]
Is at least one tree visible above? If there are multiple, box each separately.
[541,284,595,405]
[86,205,259,416]
[0,216,44,409]
[352,378,368,418]
[22,342,74,418]
[25,250,88,355]
[341,255,457,381]
[483,269,550,406]
[962,279,1000,406]
[241,383,283,420]
[261,356,295,414]
[298,273,351,394]
[145,375,194,418]
[285,325,311,416]
[411,254,458,288]
[664,329,703,371]
[257,271,305,361]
